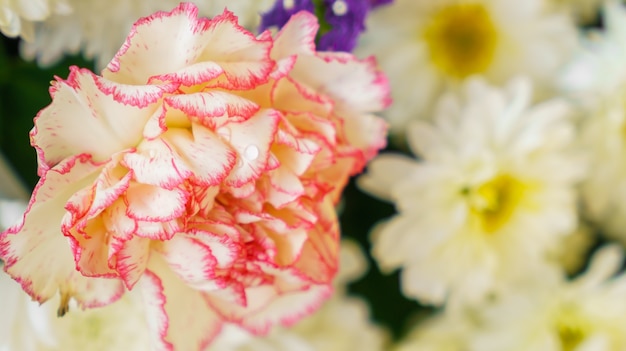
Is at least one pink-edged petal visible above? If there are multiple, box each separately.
[207,264,331,334]
[33,67,170,171]
[341,112,388,163]
[188,185,220,218]
[112,236,151,289]
[224,109,280,187]
[68,275,125,309]
[68,217,117,278]
[103,199,137,251]
[258,223,308,266]
[124,183,188,222]
[271,11,318,59]
[141,255,222,351]
[238,283,331,333]
[156,235,221,290]
[274,127,320,175]
[63,159,132,232]
[271,76,333,117]
[104,5,273,90]
[293,202,340,283]
[104,3,216,84]
[284,111,337,148]
[134,218,182,241]
[161,125,237,186]
[0,154,123,307]
[265,167,305,208]
[122,139,192,190]
[163,91,259,130]
[290,54,391,114]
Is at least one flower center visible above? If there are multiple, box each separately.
[423,3,498,79]
[464,175,525,233]
[554,304,590,351]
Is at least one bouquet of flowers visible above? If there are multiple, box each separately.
[0,0,624,350]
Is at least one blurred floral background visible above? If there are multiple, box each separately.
[2,0,626,350]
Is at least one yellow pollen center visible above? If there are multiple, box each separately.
[423,4,498,79]
[464,175,525,233]
[554,305,590,351]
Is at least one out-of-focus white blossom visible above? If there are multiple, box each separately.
[0,271,151,351]
[359,77,585,307]
[473,245,626,351]
[20,0,273,69]
[0,197,150,351]
[0,0,70,41]
[393,313,473,351]
[561,1,626,247]
[393,245,626,351]
[356,0,577,136]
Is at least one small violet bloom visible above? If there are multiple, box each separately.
[260,0,392,52]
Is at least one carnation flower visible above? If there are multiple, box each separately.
[356,0,577,136]
[260,0,392,52]
[560,1,626,246]
[472,245,626,351]
[0,4,389,349]
[359,77,584,306]
[20,0,274,69]
[0,0,70,40]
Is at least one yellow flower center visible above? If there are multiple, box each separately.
[423,3,498,79]
[464,175,525,233]
[554,304,590,351]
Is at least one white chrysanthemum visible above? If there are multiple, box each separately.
[473,245,626,351]
[20,0,273,69]
[0,0,70,41]
[209,240,389,351]
[0,270,150,351]
[356,0,577,136]
[560,1,626,246]
[359,77,585,306]
[392,313,473,351]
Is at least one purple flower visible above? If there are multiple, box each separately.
[260,0,393,52]
[318,0,368,52]
[369,0,393,7]
[259,0,315,33]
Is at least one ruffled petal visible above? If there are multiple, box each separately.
[0,154,123,307]
[32,67,173,171]
[124,183,188,222]
[104,4,274,90]
[141,255,222,350]
[224,109,280,188]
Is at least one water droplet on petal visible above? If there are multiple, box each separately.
[236,158,244,168]
[148,149,157,159]
[244,145,259,161]
[283,0,295,10]
[332,0,348,16]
